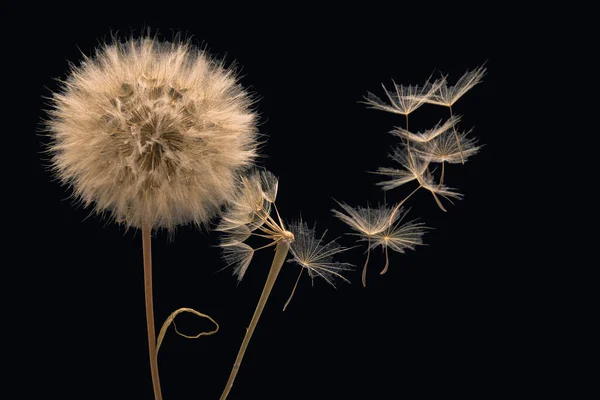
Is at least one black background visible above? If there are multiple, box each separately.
[28,6,533,400]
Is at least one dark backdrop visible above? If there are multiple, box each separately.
[29,7,523,400]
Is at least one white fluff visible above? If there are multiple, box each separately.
[47,37,259,231]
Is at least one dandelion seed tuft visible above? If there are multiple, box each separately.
[47,36,259,231]
[288,219,354,287]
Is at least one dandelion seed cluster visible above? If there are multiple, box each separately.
[48,37,259,230]
[335,65,486,285]
[217,169,354,290]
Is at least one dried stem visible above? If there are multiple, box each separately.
[220,240,291,400]
[142,224,163,400]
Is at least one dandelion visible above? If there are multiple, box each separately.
[45,35,259,400]
[284,219,354,310]
[332,203,398,287]
[217,169,295,400]
[424,65,486,163]
[366,208,427,275]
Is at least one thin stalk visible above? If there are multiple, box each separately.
[380,246,390,275]
[440,161,446,186]
[362,237,371,287]
[283,268,304,312]
[142,225,163,400]
[220,240,291,400]
[388,186,420,226]
[449,106,465,164]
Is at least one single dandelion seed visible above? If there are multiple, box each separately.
[362,77,445,117]
[376,146,462,213]
[362,76,445,156]
[390,115,461,144]
[365,208,427,275]
[427,66,487,107]
[332,202,398,287]
[424,65,486,163]
[413,128,481,184]
[44,34,259,400]
[283,219,354,310]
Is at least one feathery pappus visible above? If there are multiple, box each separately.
[47,36,259,231]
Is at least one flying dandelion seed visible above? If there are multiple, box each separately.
[376,146,462,212]
[362,77,445,117]
[390,115,461,144]
[283,219,354,309]
[423,65,486,163]
[365,208,427,275]
[426,66,487,107]
[412,128,481,184]
[333,202,400,287]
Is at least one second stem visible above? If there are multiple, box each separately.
[219,240,291,400]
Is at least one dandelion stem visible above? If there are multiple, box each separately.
[283,268,304,312]
[220,240,291,400]
[362,237,371,287]
[142,224,163,400]
[380,246,390,275]
[449,106,465,164]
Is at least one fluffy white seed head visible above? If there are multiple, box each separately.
[47,37,259,231]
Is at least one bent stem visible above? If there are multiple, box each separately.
[220,240,291,400]
[142,224,163,400]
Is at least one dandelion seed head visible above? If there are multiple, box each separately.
[47,36,259,231]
